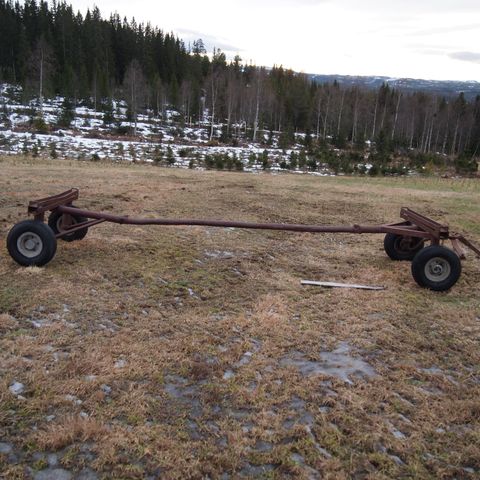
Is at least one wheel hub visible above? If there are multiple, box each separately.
[425,257,451,282]
[399,238,411,249]
[25,238,36,250]
[17,232,43,258]
[57,215,75,232]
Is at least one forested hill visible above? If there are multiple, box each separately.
[310,75,480,100]
[0,0,479,165]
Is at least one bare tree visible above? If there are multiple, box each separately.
[391,92,402,141]
[26,36,55,113]
[252,69,265,142]
[124,59,146,136]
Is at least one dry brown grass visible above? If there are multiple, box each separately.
[0,155,479,479]
[35,415,107,450]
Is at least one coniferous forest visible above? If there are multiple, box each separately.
[0,0,479,174]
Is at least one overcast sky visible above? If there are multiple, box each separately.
[69,0,480,81]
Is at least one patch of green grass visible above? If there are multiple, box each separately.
[0,285,22,312]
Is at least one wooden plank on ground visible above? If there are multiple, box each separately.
[301,280,385,290]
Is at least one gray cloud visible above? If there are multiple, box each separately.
[449,51,480,63]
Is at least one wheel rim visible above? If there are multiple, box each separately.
[17,232,43,258]
[56,215,76,233]
[424,257,451,283]
[395,236,419,253]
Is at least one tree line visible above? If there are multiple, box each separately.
[0,0,479,170]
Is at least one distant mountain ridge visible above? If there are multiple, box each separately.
[309,74,480,99]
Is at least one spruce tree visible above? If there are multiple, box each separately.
[57,97,75,127]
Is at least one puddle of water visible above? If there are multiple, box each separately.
[163,375,203,418]
[235,351,253,368]
[186,420,203,440]
[289,396,306,410]
[227,409,250,421]
[253,440,273,453]
[240,463,276,477]
[279,342,376,384]
[420,366,458,385]
[282,410,315,430]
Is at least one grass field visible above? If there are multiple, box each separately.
[1,156,479,479]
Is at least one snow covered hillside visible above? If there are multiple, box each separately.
[0,83,339,175]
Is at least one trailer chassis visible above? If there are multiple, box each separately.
[6,188,480,291]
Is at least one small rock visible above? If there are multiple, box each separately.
[223,370,235,380]
[100,384,112,395]
[389,455,405,466]
[79,411,89,418]
[9,381,25,395]
[33,468,73,480]
[392,429,406,439]
[47,454,58,466]
[30,320,50,328]
[290,453,305,464]
[64,395,82,405]
[187,288,198,298]
[52,351,69,362]
[45,415,56,422]
[398,414,412,424]
[0,442,13,454]
[235,351,253,367]
[114,359,126,369]
[84,375,97,382]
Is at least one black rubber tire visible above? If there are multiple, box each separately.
[48,208,88,242]
[384,233,425,261]
[7,220,57,267]
[411,245,461,291]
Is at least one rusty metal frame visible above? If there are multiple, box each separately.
[28,188,79,220]
[26,189,480,258]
